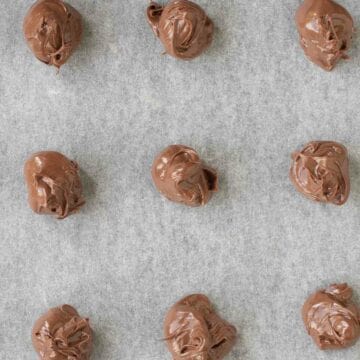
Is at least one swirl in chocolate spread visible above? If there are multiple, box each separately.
[290,141,350,205]
[295,0,354,71]
[147,0,214,59]
[151,145,218,206]
[302,284,360,350]
[24,151,85,219]
[23,0,82,68]
[164,294,237,359]
[32,304,93,360]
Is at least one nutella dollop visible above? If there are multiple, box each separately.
[24,151,85,219]
[23,0,83,68]
[290,141,350,205]
[151,145,218,206]
[164,294,237,359]
[295,0,354,71]
[302,284,360,350]
[32,304,93,360]
[147,0,214,59]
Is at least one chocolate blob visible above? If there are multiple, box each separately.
[302,284,360,350]
[32,304,93,360]
[151,145,218,206]
[147,0,214,59]
[290,141,350,205]
[164,294,237,359]
[24,151,85,219]
[23,0,83,68]
[295,0,354,71]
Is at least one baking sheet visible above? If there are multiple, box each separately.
[1,0,360,359]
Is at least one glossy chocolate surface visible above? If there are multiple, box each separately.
[147,0,213,59]
[164,294,237,359]
[295,0,354,71]
[24,151,85,219]
[32,304,93,359]
[302,284,360,350]
[23,0,82,68]
[290,141,350,205]
[152,145,218,206]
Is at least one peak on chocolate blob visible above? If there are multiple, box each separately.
[23,0,83,68]
[302,284,360,350]
[147,0,214,59]
[164,294,237,359]
[295,0,354,71]
[24,151,85,219]
[151,145,218,206]
[290,141,350,205]
[32,304,93,360]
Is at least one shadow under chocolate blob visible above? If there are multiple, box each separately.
[24,151,85,219]
[147,0,214,59]
[302,284,360,350]
[151,145,218,207]
[23,0,83,68]
[164,294,237,360]
[32,304,93,360]
[295,0,354,71]
[289,141,350,205]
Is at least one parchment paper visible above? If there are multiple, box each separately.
[0,0,360,359]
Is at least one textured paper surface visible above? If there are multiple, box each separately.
[1,0,360,359]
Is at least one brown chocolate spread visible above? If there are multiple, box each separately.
[152,145,218,206]
[32,304,93,359]
[23,0,82,68]
[164,294,237,359]
[147,0,213,59]
[302,284,360,350]
[290,141,350,205]
[24,151,85,219]
[295,0,354,71]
